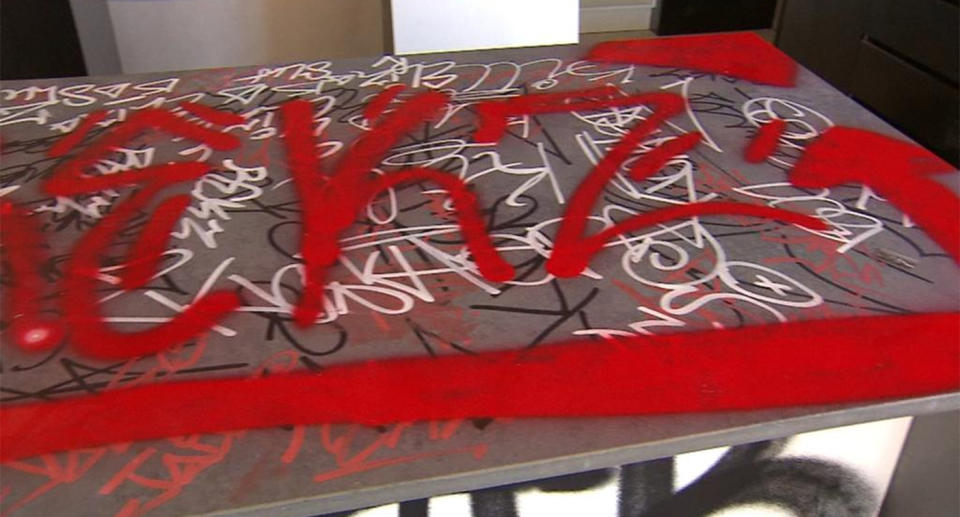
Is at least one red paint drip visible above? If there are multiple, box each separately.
[745,119,787,163]
[789,126,959,260]
[2,312,956,461]
[178,102,245,126]
[588,32,798,87]
[363,84,406,122]
[0,202,65,352]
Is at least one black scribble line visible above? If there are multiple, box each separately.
[470,280,599,347]
[1,360,250,403]
[532,116,573,165]
[407,317,478,356]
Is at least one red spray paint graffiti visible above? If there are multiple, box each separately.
[0,34,958,463]
[1,312,956,461]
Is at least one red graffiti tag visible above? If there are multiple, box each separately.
[1,33,958,465]
[588,32,798,87]
[472,87,826,277]
[1,312,956,461]
[789,126,959,261]
[280,90,514,328]
[41,107,243,359]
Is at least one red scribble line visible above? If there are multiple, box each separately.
[587,32,798,87]
[428,419,465,441]
[280,426,306,464]
[312,444,488,484]
[310,421,487,483]
[98,434,236,517]
[99,448,157,494]
[2,313,956,461]
[745,119,787,163]
[0,203,65,352]
[0,449,107,517]
[104,337,209,392]
[789,126,960,261]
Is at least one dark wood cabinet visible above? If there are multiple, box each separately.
[652,0,778,35]
[0,0,87,80]
[777,0,959,165]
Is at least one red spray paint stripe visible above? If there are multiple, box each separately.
[178,102,245,126]
[547,93,686,274]
[61,186,240,360]
[46,162,213,198]
[474,86,620,143]
[546,93,694,277]
[45,109,240,197]
[745,119,787,163]
[628,132,703,180]
[0,202,65,352]
[278,99,329,328]
[47,111,108,158]
[118,195,193,290]
[2,312,957,461]
[280,91,452,328]
[327,90,450,221]
[588,32,798,87]
[788,126,959,261]
[474,86,671,144]
[363,84,406,122]
[549,202,828,278]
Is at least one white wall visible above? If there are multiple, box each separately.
[107,0,385,74]
[390,0,579,55]
[76,0,654,76]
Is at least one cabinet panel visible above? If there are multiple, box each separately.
[865,0,959,84]
[775,0,866,92]
[851,39,959,165]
